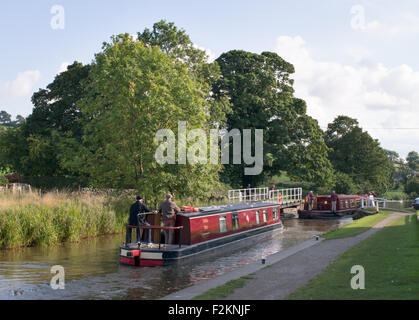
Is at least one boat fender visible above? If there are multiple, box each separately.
[127,250,141,257]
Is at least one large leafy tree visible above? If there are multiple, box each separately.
[137,20,230,127]
[213,50,333,187]
[406,176,419,198]
[28,62,90,138]
[60,34,222,204]
[406,151,419,171]
[0,62,91,178]
[0,110,24,128]
[0,111,11,126]
[325,116,393,194]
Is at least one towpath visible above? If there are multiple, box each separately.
[161,212,410,300]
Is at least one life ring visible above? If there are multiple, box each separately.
[278,193,282,202]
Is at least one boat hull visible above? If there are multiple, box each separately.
[120,221,283,267]
[298,209,357,219]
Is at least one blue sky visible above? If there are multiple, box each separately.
[1,0,419,157]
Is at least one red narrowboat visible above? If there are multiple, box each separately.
[120,188,303,267]
[298,194,365,219]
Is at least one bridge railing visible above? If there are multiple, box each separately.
[268,188,303,204]
[228,187,302,204]
[228,188,269,202]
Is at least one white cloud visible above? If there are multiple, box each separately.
[275,36,419,158]
[4,70,41,97]
[359,12,419,36]
[57,62,70,75]
[194,44,216,63]
[0,70,41,117]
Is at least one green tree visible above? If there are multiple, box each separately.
[213,50,333,187]
[28,61,90,138]
[385,149,401,164]
[406,151,419,171]
[61,34,221,203]
[324,115,359,146]
[0,173,8,186]
[405,176,419,198]
[0,111,24,128]
[325,116,393,194]
[0,111,11,126]
[137,20,230,127]
[333,171,356,194]
[0,62,91,179]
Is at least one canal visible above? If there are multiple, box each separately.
[0,217,352,300]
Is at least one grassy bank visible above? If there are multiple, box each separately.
[0,191,130,249]
[288,212,419,299]
[322,214,390,240]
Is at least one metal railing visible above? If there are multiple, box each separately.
[125,224,184,249]
[228,187,269,202]
[228,187,302,204]
[268,188,303,204]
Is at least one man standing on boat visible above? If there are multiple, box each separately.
[331,190,338,213]
[159,194,180,245]
[129,196,154,244]
[308,191,315,211]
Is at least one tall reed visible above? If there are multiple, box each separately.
[0,191,127,249]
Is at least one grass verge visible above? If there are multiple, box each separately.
[322,214,390,240]
[192,274,256,300]
[288,213,419,299]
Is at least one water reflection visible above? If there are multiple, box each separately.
[0,218,350,300]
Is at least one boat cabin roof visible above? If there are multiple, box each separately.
[316,194,360,200]
[179,201,280,218]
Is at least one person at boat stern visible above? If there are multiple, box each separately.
[159,194,180,245]
[128,196,154,244]
[331,191,338,213]
[308,191,315,211]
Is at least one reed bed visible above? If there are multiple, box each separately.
[0,189,229,249]
[0,191,129,249]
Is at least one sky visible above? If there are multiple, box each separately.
[0,0,418,158]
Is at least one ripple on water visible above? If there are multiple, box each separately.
[0,218,351,299]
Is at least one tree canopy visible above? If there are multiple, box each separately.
[213,50,333,187]
[406,151,419,171]
[0,21,403,198]
[325,116,393,194]
[58,34,222,203]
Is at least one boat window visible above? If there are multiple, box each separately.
[263,209,268,223]
[232,213,239,230]
[219,215,227,233]
[350,199,355,207]
[340,200,344,209]
[256,210,260,224]
[273,207,278,220]
[345,200,349,208]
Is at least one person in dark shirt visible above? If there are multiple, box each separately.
[331,191,338,213]
[128,196,154,244]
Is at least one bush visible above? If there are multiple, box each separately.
[333,172,356,194]
[0,174,8,186]
[406,176,419,198]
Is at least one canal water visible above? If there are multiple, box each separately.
[0,218,351,300]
